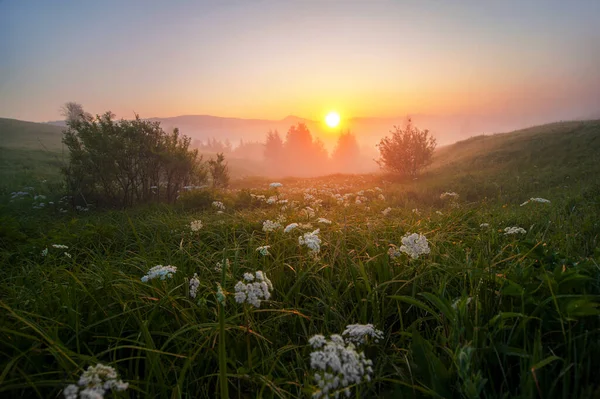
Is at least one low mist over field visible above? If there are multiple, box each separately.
[1,1,599,399]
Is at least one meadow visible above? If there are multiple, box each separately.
[1,120,599,398]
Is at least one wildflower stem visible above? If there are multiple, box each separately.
[218,302,228,399]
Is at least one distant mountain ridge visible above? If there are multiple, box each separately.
[42,111,599,150]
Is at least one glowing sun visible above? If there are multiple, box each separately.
[325,111,340,128]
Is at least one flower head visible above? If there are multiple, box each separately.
[520,197,551,206]
[189,273,200,298]
[64,363,128,399]
[284,223,299,233]
[212,201,225,210]
[190,220,203,232]
[398,233,430,259]
[256,245,271,256]
[309,334,374,399]
[504,226,526,235]
[234,270,273,308]
[299,229,321,255]
[270,182,283,189]
[262,220,282,232]
[342,324,384,345]
[141,265,177,282]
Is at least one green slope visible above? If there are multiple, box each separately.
[0,118,64,151]
[423,120,600,199]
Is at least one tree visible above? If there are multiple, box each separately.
[61,103,205,207]
[208,152,230,188]
[376,119,436,177]
[331,130,360,172]
[264,129,283,166]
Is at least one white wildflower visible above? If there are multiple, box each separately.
[342,324,384,345]
[284,223,299,233]
[189,273,200,298]
[64,252,72,259]
[309,334,374,399]
[317,218,332,225]
[480,223,489,228]
[381,207,392,216]
[52,244,69,249]
[262,220,282,232]
[399,233,430,259]
[504,226,526,235]
[520,197,551,206]
[256,245,270,256]
[412,208,420,216]
[234,270,273,308]
[266,196,278,205]
[212,201,225,210]
[190,220,203,232]
[141,265,177,282]
[378,194,385,201]
[41,248,48,257]
[64,363,128,399]
[215,258,230,272]
[270,182,283,189]
[299,229,321,254]
[440,192,459,200]
[435,210,443,215]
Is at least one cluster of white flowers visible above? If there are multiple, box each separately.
[317,218,332,224]
[381,207,392,216]
[299,229,321,255]
[342,324,384,345]
[520,197,551,206]
[390,233,430,259]
[234,271,273,308]
[504,226,526,235]
[284,223,299,233]
[309,334,374,399]
[215,258,231,272]
[53,244,69,249]
[262,220,282,232]
[270,182,283,189]
[141,265,177,282]
[480,223,489,228]
[189,273,200,298]
[440,192,459,200]
[190,220,203,232]
[250,194,266,201]
[412,208,421,216]
[256,245,271,256]
[266,196,278,205]
[378,194,385,201]
[212,201,225,210]
[63,363,128,399]
[41,248,48,256]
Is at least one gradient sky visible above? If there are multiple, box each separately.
[1,0,599,122]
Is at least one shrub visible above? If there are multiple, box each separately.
[208,153,230,188]
[376,119,437,177]
[62,105,206,208]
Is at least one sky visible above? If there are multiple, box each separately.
[1,0,599,123]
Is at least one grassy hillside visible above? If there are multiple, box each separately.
[0,117,65,151]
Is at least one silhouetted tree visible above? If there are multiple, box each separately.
[208,152,230,188]
[376,119,436,177]
[332,130,360,172]
[264,129,284,166]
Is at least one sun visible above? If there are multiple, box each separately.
[325,111,340,128]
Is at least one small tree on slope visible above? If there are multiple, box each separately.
[376,119,436,177]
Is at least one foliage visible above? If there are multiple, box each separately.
[61,106,205,207]
[208,152,230,188]
[331,130,361,173]
[377,119,437,177]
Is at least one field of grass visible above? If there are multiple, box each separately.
[1,120,599,398]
